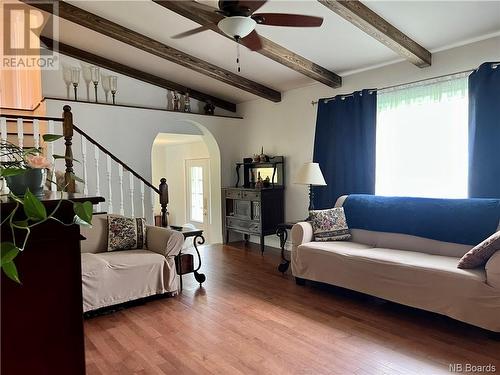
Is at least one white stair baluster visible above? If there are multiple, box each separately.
[94,144,101,211]
[17,118,23,150]
[118,164,124,215]
[140,180,145,219]
[81,136,88,195]
[129,171,135,217]
[0,117,6,194]
[150,188,155,225]
[1,117,6,165]
[0,117,6,142]
[106,155,113,213]
[48,120,56,191]
[33,119,40,149]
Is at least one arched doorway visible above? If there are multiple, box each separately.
[151,122,222,244]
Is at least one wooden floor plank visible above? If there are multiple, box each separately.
[84,242,500,374]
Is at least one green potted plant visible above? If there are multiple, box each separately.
[0,134,92,283]
[0,140,50,197]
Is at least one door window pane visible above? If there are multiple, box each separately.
[190,166,204,222]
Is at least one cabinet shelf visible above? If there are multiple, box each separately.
[235,156,285,189]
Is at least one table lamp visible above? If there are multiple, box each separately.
[295,162,327,211]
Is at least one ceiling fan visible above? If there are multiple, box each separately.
[173,0,324,52]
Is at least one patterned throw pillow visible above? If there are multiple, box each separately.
[309,207,351,241]
[457,231,500,269]
[107,217,147,251]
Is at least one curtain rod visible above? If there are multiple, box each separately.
[311,62,499,106]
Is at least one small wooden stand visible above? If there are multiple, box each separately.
[170,225,206,290]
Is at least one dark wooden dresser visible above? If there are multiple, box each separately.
[1,192,104,375]
[223,157,285,253]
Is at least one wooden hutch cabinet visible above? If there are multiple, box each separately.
[1,193,104,375]
[223,157,284,253]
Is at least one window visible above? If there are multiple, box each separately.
[375,75,468,198]
[189,166,204,222]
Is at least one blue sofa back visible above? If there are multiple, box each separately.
[342,195,500,245]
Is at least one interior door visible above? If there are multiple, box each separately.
[185,158,210,240]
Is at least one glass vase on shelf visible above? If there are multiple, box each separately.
[110,75,118,105]
[71,67,80,101]
[90,66,100,103]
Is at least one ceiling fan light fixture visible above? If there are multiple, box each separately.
[217,16,256,39]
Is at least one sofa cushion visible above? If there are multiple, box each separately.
[485,251,500,288]
[458,231,500,269]
[300,241,374,253]
[96,249,165,269]
[349,229,473,258]
[309,207,351,241]
[81,250,171,312]
[81,252,109,277]
[107,217,146,251]
[80,214,108,253]
[298,242,485,283]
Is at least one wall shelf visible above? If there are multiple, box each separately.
[41,97,243,120]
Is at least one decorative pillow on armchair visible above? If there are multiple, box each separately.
[309,207,351,241]
[458,231,500,269]
[107,217,147,251]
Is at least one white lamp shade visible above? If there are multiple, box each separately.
[295,162,327,186]
[217,16,256,39]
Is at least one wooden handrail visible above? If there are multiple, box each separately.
[72,123,160,195]
[0,101,43,113]
[0,114,64,122]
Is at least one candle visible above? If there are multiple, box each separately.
[90,66,100,83]
[110,76,117,92]
[71,67,80,85]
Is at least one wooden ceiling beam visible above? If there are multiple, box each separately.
[40,37,237,113]
[154,1,342,88]
[23,0,281,102]
[318,0,431,68]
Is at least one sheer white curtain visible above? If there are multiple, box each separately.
[375,74,469,198]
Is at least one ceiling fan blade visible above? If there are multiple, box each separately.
[218,0,267,16]
[241,30,263,51]
[252,13,323,27]
[239,0,267,13]
[171,26,209,39]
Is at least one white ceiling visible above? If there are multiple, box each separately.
[43,0,500,104]
[154,133,204,145]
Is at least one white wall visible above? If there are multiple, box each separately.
[42,53,238,117]
[238,36,500,248]
[152,137,218,241]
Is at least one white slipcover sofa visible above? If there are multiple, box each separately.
[80,214,184,312]
[292,195,500,332]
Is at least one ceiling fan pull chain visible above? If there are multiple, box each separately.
[236,40,241,73]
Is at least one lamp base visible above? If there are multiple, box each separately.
[308,184,315,211]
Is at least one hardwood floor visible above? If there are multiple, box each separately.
[84,242,500,375]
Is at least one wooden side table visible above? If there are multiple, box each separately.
[170,225,206,290]
[276,221,301,274]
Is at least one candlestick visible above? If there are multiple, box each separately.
[71,67,80,101]
[110,75,117,105]
[90,66,100,103]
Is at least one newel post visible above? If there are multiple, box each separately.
[159,178,169,227]
[62,105,75,193]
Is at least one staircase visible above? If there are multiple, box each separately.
[0,105,168,226]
